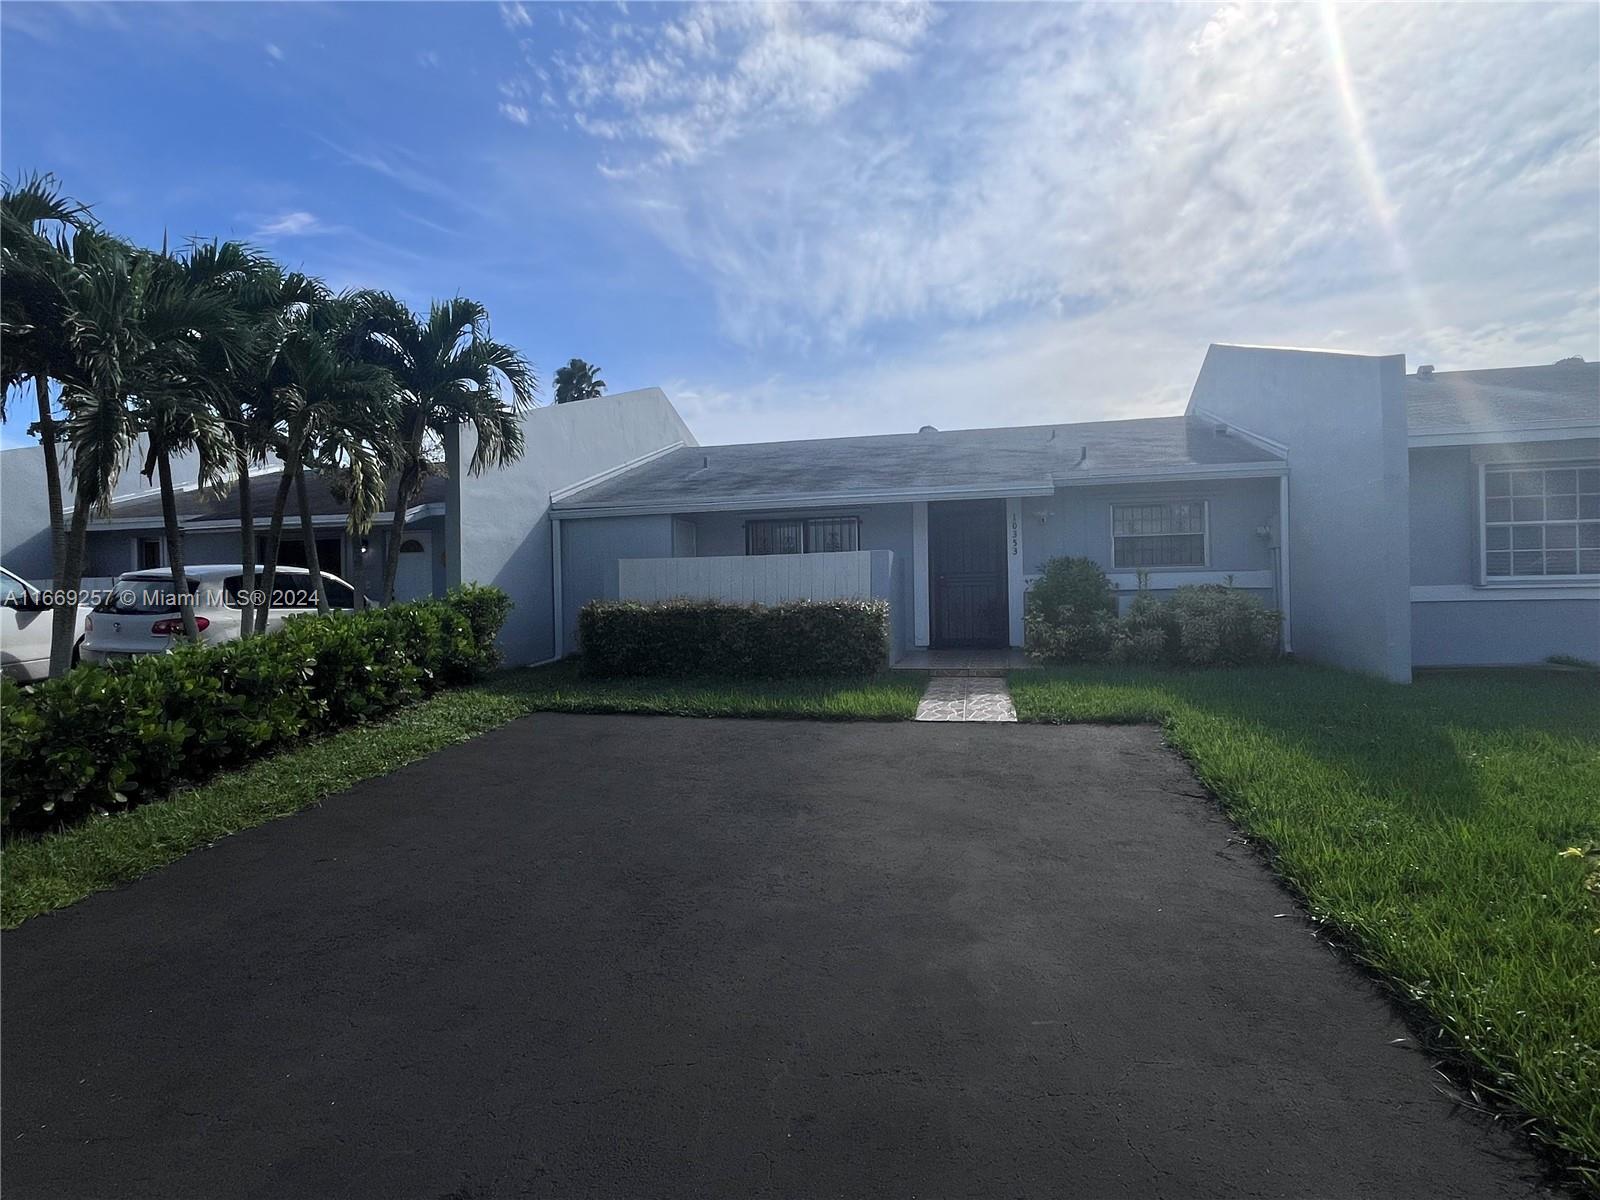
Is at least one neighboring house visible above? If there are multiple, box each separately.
[0,435,200,585]
[478,347,1596,683]
[80,468,450,604]
[0,442,446,603]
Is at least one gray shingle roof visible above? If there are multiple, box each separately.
[1406,361,1599,435]
[554,415,1282,515]
[99,469,448,525]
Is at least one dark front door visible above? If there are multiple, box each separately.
[930,499,1008,648]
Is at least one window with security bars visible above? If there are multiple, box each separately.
[1112,502,1207,568]
[1482,463,1600,579]
[745,517,861,555]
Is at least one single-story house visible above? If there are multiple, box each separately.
[0,441,446,603]
[449,345,1599,682]
[77,468,450,603]
[4,344,1595,681]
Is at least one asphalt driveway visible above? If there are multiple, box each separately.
[3,715,1550,1198]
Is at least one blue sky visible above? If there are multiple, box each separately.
[3,1,1597,450]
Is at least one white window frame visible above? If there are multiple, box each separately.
[1477,460,1600,585]
[1109,499,1210,570]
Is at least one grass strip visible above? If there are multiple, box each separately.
[2,662,923,928]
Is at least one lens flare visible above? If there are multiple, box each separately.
[1319,1,1442,346]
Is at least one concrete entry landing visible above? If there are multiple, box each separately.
[893,646,1034,675]
[915,675,1017,722]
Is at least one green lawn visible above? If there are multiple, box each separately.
[1011,664,1600,1181]
[1,662,923,929]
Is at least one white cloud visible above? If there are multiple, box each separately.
[499,102,531,126]
[250,210,325,239]
[523,1,1598,438]
[264,41,282,60]
[544,1,937,167]
[500,2,532,32]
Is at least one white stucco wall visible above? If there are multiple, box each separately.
[450,389,696,665]
[1188,344,1412,682]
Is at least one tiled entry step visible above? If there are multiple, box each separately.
[915,676,1017,722]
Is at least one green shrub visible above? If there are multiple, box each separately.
[579,598,888,678]
[0,585,511,834]
[1024,561,1279,668]
[1024,557,1117,663]
[1163,584,1280,666]
[1107,589,1172,665]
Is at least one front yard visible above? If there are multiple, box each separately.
[1012,664,1600,1179]
[4,659,1595,1179]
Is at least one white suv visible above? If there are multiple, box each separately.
[0,566,90,681]
[81,564,360,665]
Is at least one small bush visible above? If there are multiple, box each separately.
[1024,557,1117,663]
[1024,559,1279,668]
[579,598,888,679]
[1164,584,1280,666]
[0,585,511,834]
[1109,590,1173,665]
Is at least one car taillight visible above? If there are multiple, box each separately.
[150,616,209,636]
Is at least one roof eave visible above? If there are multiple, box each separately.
[1407,421,1600,448]
[552,462,1286,519]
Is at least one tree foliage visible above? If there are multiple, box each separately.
[0,172,540,666]
[553,357,605,405]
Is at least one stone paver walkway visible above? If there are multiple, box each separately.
[915,675,1017,721]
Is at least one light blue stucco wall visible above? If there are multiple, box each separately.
[559,514,676,652]
[1408,440,1600,665]
[1019,478,1281,608]
[1188,345,1412,681]
[452,389,697,666]
[1407,446,1476,587]
[1413,601,1599,667]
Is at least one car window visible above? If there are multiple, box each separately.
[323,578,355,609]
[96,576,199,614]
[0,572,30,606]
[269,574,319,610]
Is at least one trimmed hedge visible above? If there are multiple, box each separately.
[0,585,511,833]
[1024,556,1279,667]
[579,598,889,678]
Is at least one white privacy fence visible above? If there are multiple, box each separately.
[618,551,882,606]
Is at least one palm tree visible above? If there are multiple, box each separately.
[553,357,605,405]
[53,231,152,656]
[349,294,536,604]
[186,245,328,636]
[260,317,395,616]
[1,173,94,674]
[137,246,251,638]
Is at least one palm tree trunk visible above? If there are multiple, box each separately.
[380,412,429,605]
[379,474,412,606]
[295,466,330,615]
[48,502,90,677]
[235,450,257,638]
[156,450,200,641]
[36,375,74,674]
[255,461,298,635]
